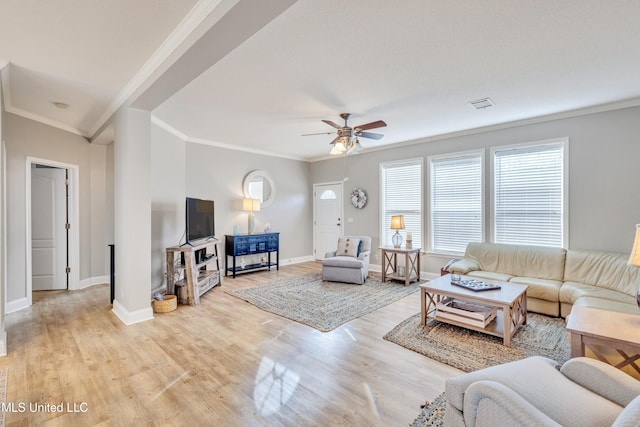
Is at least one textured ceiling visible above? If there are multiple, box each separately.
[153,0,640,160]
[0,0,199,136]
[2,1,640,161]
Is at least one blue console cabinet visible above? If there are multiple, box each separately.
[225,232,279,278]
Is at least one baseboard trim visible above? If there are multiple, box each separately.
[280,255,315,266]
[112,299,154,326]
[6,297,29,314]
[78,275,109,290]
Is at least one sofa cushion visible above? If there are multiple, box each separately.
[336,237,360,257]
[564,250,640,297]
[509,277,562,302]
[463,242,566,281]
[560,281,636,305]
[572,296,640,315]
[466,270,513,282]
[322,256,364,269]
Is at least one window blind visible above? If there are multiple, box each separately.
[493,141,565,247]
[380,159,422,248]
[429,153,483,254]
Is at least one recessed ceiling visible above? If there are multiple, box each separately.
[2,0,640,161]
[153,0,640,160]
[0,0,199,136]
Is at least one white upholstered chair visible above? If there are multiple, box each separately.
[321,236,371,285]
[444,356,640,427]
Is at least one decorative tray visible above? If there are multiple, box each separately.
[451,279,501,292]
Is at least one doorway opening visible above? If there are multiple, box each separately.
[25,157,80,306]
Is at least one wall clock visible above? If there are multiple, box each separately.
[350,188,368,209]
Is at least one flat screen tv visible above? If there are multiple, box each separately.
[186,197,215,243]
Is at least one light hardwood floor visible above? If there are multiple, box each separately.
[0,262,462,426]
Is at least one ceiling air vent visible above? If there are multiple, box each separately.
[468,98,494,110]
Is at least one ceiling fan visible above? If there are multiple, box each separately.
[303,113,387,155]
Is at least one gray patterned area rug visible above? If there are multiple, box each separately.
[226,273,420,332]
[384,312,570,372]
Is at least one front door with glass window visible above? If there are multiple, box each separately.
[313,183,343,260]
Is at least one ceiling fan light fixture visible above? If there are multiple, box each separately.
[348,138,363,155]
[329,142,346,155]
[304,113,387,156]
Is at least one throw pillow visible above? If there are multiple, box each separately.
[337,237,361,258]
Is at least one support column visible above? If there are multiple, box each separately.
[112,107,153,325]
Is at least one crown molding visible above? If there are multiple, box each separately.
[1,65,88,137]
[88,0,232,137]
[151,115,306,161]
[0,64,10,111]
[309,96,640,162]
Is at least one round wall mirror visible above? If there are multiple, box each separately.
[243,170,276,208]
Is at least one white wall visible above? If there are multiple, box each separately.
[310,105,640,275]
[184,142,312,262]
[150,125,186,291]
[4,113,110,308]
[0,77,7,354]
[89,144,108,285]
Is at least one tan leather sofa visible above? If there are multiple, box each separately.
[447,242,640,318]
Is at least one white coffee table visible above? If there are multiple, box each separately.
[420,274,528,347]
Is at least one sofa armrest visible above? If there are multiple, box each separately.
[449,258,481,274]
[612,395,640,427]
[463,380,561,427]
[358,251,370,272]
[560,357,640,407]
[441,258,459,275]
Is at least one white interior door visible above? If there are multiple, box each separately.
[31,166,67,290]
[314,183,343,260]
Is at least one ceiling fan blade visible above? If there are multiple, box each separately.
[355,120,387,131]
[357,131,384,140]
[322,119,342,129]
[302,131,336,136]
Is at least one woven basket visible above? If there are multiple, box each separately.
[152,294,177,313]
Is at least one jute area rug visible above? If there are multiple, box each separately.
[384,312,570,373]
[226,272,420,332]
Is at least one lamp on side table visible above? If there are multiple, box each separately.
[390,215,405,248]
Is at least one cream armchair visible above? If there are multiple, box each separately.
[322,236,371,285]
[444,356,640,427]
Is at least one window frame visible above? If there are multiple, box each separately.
[427,149,485,256]
[490,137,569,248]
[379,157,424,249]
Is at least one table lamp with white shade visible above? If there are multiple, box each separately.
[390,215,405,248]
[627,223,640,309]
[243,198,261,234]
